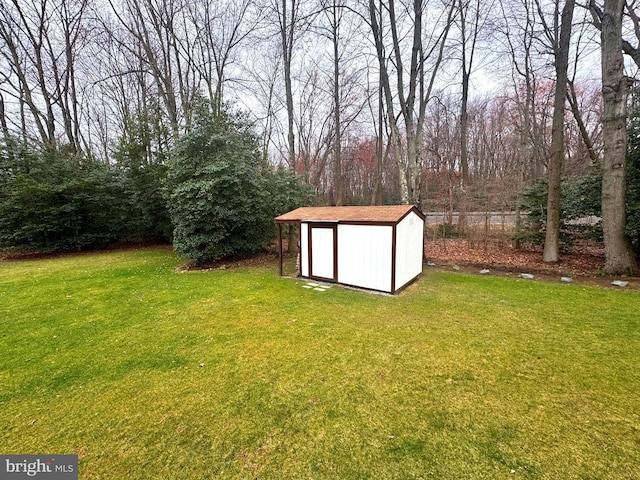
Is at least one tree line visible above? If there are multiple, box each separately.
[0,0,639,273]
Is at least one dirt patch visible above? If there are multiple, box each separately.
[425,238,640,289]
[176,253,279,272]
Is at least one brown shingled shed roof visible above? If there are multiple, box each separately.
[275,205,423,224]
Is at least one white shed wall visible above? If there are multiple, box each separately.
[337,224,392,292]
[394,211,424,290]
[300,223,309,277]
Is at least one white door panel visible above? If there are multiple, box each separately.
[310,226,335,280]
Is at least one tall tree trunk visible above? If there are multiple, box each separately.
[330,1,343,205]
[457,0,481,231]
[372,62,384,206]
[600,0,639,275]
[285,90,296,252]
[458,0,480,187]
[0,93,15,161]
[273,0,300,253]
[514,73,533,251]
[281,0,297,171]
[543,0,575,263]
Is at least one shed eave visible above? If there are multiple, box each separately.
[274,205,421,224]
[275,218,302,224]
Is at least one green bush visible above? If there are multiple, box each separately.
[0,146,133,252]
[113,108,172,243]
[166,101,314,266]
[626,104,640,254]
[514,175,602,251]
[435,222,460,239]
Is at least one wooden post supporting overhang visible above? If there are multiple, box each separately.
[278,223,283,276]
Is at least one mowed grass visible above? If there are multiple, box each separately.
[1,248,639,480]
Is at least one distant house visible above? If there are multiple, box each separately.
[275,205,425,294]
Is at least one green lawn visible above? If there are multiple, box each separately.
[1,248,639,479]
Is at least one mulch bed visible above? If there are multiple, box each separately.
[425,238,640,289]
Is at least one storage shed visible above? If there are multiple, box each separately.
[275,205,425,294]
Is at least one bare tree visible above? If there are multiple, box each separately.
[321,0,344,204]
[501,0,573,181]
[106,0,196,136]
[368,0,456,207]
[372,59,385,205]
[269,0,311,170]
[589,0,640,68]
[0,0,89,150]
[495,0,546,247]
[566,8,601,166]
[457,0,490,186]
[185,0,261,115]
[244,45,283,162]
[422,95,461,221]
[598,0,638,274]
[0,90,15,160]
[534,0,575,263]
[454,0,492,230]
[295,68,333,188]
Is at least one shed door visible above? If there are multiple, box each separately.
[309,224,337,281]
